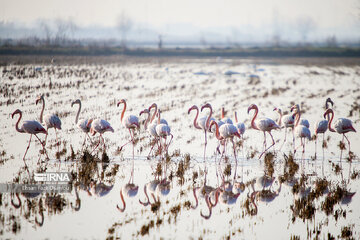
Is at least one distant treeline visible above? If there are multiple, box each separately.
[1,46,360,58]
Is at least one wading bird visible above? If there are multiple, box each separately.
[86,119,114,153]
[35,95,62,148]
[71,99,93,148]
[291,105,311,156]
[314,98,334,158]
[323,108,356,160]
[12,109,49,164]
[248,104,280,159]
[117,99,140,158]
[273,107,295,150]
[155,109,173,158]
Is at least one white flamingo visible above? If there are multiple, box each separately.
[273,107,295,149]
[117,99,140,158]
[71,99,93,147]
[314,98,334,158]
[35,95,62,148]
[86,119,114,153]
[291,105,311,155]
[12,109,49,163]
[155,109,173,158]
[248,104,280,159]
[323,108,356,159]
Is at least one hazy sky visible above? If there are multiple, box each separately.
[1,0,358,27]
[1,0,359,41]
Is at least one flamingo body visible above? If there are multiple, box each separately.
[90,119,114,135]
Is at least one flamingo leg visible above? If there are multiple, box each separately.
[34,134,49,160]
[204,130,208,178]
[322,133,325,160]
[340,134,344,161]
[55,128,60,153]
[90,136,101,154]
[314,134,317,159]
[147,138,157,159]
[343,134,351,155]
[258,131,275,159]
[86,133,93,144]
[23,134,32,162]
[231,138,237,181]
[278,127,287,151]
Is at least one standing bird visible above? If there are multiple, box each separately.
[209,120,240,164]
[12,109,49,165]
[248,104,280,159]
[117,99,140,158]
[139,108,158,158]
[188,104,213,159]
[323,108,356,160]
[291,104,309,128]
[234,111,246,138]
[314,98,334,158]
[291,105,311,155]
[273,107,295,150]
[86,119,114,153]
[35,95,62,149]
[155,109,173,158]
[221,107,233,124]
[71,99,93,148]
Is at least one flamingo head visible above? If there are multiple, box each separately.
[117,99,126,107]
[247,104,258,114]
[273,107,281,114]
[11,109,22,118]
[187,105,198,114]
[148,103,157,111]
[323,108,334,119]
[139,109,149,116]
[35,95,44,105]
[201,103,212,112]
[71,99,81,107]
[290,104,300,113]
[325,98,334,109]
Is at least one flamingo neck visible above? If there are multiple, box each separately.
[327,110,335,132]
[294,111,301,127]
[250,108,259,130]
[150,104,158,123]
[234,111,238,123]
[75,102,81,124]
[39,96,45,123]
[205,106,213,130]
[120,102,126,122]
[192,187,199,209]
[157,111,161,124]
[221,107,225,119]
[14,112,24,133]
[144,185,150,205]
[276,109,282,126]
[144,112,150,130]
[191,107,201,129]
[212,122,221,140]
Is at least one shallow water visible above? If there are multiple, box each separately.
[1,57,360,239]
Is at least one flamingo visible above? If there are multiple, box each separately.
[234,111,245,138]
[273,107,295,149]
[71,99,93,148]
[209,120,240,167]
[12,109,49,164]
[86,119,114,153]
[291,104,309,128]
[117,99,140,158]
[291,105,311,155]
[149,103,168,125]
[323,108,356,160]
[188,104,214,164]
[314,98,334,158]
[139,179,160,206]
[247,104,280,159]
[35,95,62,148]
[139,108,158,158]
[155,109,173,158]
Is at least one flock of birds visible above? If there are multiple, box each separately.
[12,96,357,167]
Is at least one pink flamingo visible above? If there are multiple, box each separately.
[12,109,49,165]
[188,104,213,163]
[314,98,334,158]
[234,111,245,138]
[209,120,240,165]
[155,109,173,158]
[323,108,356,160]
[35,95,62,149]
[273,107,295,150]
[117,99,140,158]
[291,105,311,155]
[139,108,158,158]
[86,119,114,153]
[221,107,233,124]
[117,183,139,212]
[248,104,280,159]
[71,99,93,148]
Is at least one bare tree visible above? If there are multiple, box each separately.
[116,12,133,48]
[38,20,52,46]
[296,16,316,45]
